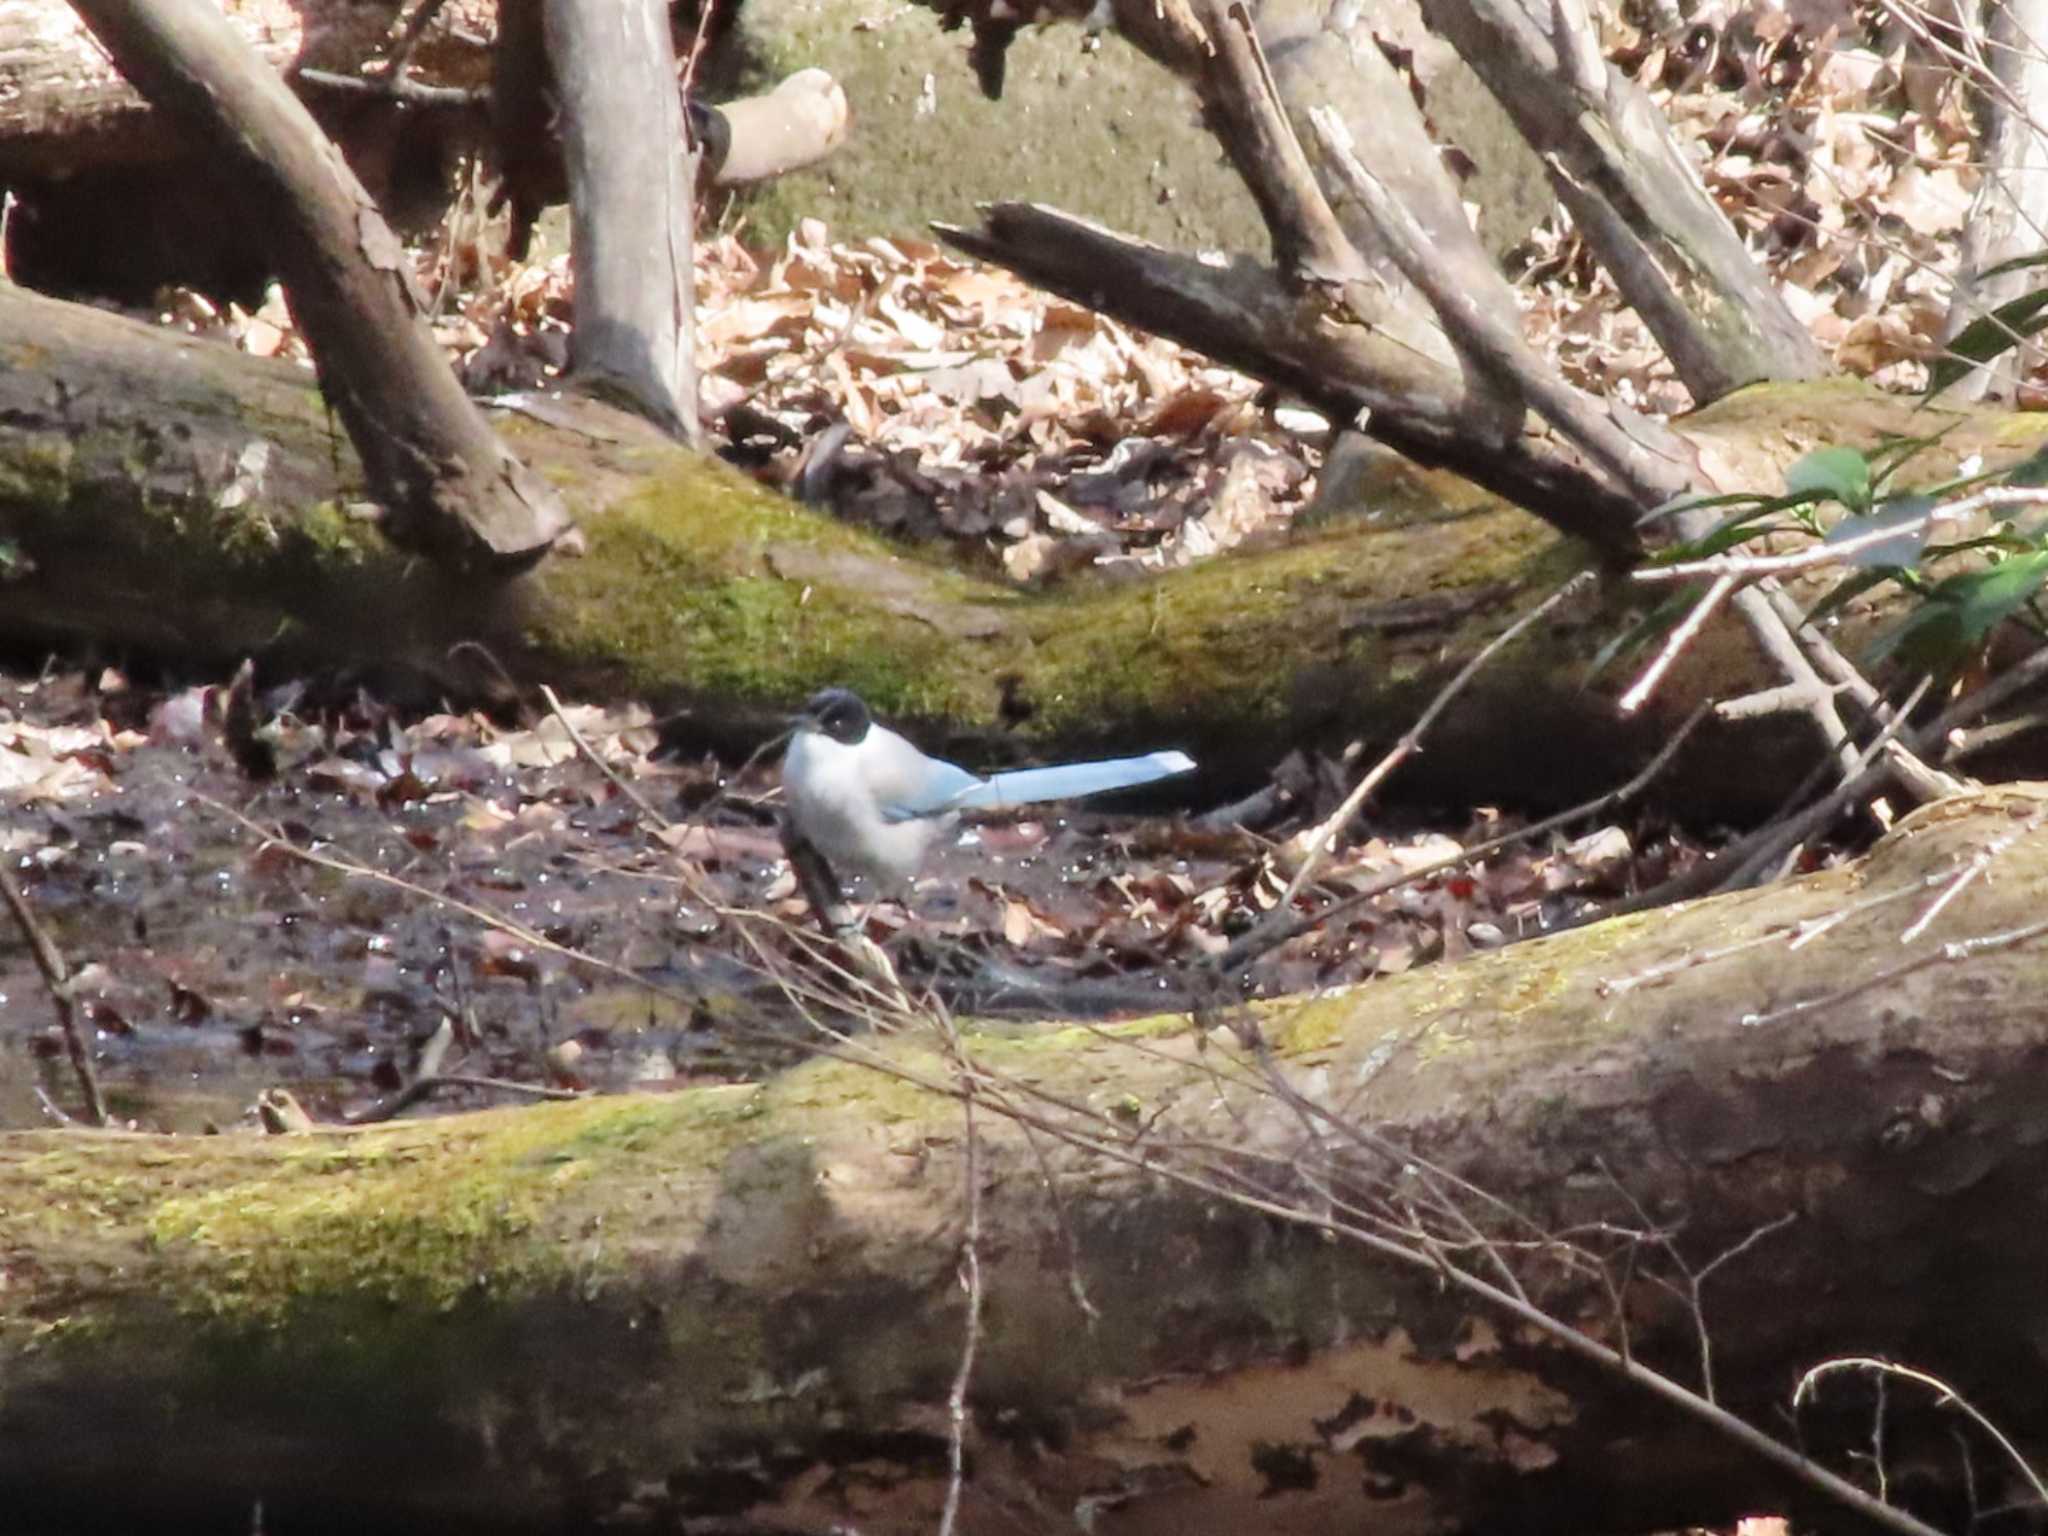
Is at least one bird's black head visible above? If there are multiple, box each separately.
[797,688,873,745]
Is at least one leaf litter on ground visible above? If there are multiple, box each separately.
[18,0,1990,1123]
[0,660,1722,1131]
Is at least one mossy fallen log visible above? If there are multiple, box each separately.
[6,786,2048,1534]
[3,282,2046,811]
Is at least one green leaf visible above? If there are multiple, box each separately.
[1805,565,1904,628]
[1943,550,2048,640]
[1586,586,1702,682]
[1977,249,2048,284]
[1637,490,1774,527]
[1822,495,1934,569]
[1865,427,1956,490]
[1925,286,2048,397]
[1655,487,1842,562]
[1784,446,1872,512]
[1926,531,2032,561]
[1868,550,2048,669]
[1656,515,1802,564]
[1911,466,2001,503]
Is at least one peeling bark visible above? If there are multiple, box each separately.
[6,788,2048,1533]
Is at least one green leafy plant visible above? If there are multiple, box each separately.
[1924,251,2048,399]
[1613,432,2048,679]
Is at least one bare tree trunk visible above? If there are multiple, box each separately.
[1942,0,2048,400]
[543,0,699,440]
[65,0,569,568]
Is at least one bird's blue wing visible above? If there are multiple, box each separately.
[945,751,1195,811]
[860,729,987,822]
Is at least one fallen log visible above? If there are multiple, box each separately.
[7,276,2048,812]
[5,785,2048,1533]
[0,0,496,180]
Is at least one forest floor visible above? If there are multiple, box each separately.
[1,0,1981,1130]
[0,650,1717,1132]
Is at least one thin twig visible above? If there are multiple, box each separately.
[934,1076,1951,1536]
[1757,583,1964,802]
[1639,485,2048,586]
[1741,909,2048,1030]
[1709,674,1934,893]
[1263,569,1595,922]
[538,683,676,831]
[1598,837,1974,996]
[938,1040,983,1536]
[1898,796,2046,943]
[293,66,482,107]
[1621,571,1738,714]
[676,0,720,106]
[1794,1368,2048,1507]
[32,1085,73,1126]
[0,860,109,1126]
[1217,699,1709,972]
[343,1073,582,1125]
[1933,642,2048,762]
[382,0,450,84]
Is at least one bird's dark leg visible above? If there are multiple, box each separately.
[779,815,912,1014]
[781,815,858,936]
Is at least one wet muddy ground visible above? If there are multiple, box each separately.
[0,661,1703,1133]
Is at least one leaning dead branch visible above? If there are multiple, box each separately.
[933,207,1647,554]
[1307,106,1692,508]
[67,0,569,567]
[1053,0,1913,826]
[1420,0,1828,398]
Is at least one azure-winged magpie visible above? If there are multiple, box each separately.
[782,688,1195,888]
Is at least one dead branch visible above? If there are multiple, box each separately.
[68,0,569,567]
[935,204,1647,556]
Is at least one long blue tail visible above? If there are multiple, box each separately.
[944,751,1195,811]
